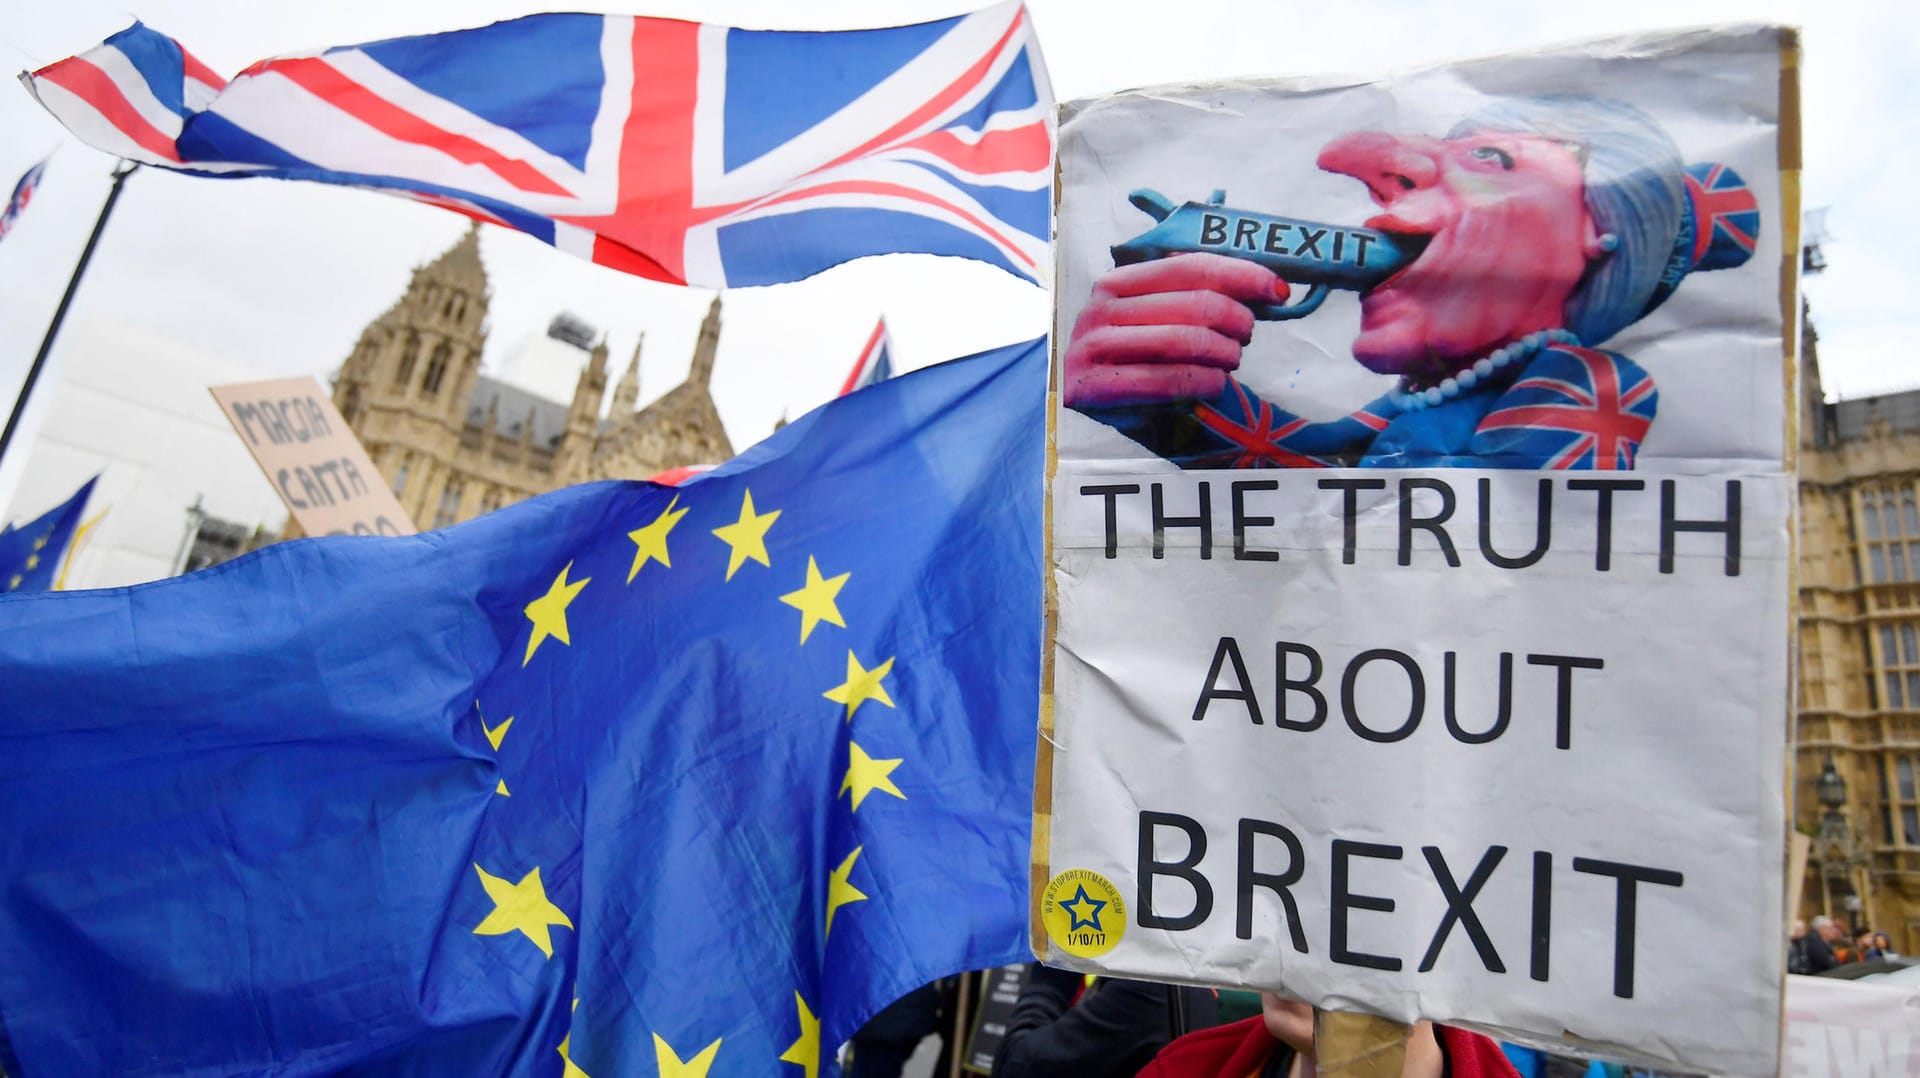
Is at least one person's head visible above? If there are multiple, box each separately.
[1316,97,1687,382]
[1875,931,1892,950]
[1813,916,1841,942]
[1857,931,1876,950]
[1790,918,1808,940]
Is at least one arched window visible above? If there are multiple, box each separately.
[422,341,452,396]
[443,292,458,319]
[478,488,503,516]
[433,478,463,529]
[395,333,420,387]
[392,457,410,496]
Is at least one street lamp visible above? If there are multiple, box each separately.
[1817,757,1847,810]
[1817,757,1847,806]
[1817,756,1850,849]
[1814,756,1874,929]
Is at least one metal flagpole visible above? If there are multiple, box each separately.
[0,159,139,468]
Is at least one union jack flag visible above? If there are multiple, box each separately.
[23,6,1052,288]
[1474,346,1658,470]
[1683,162,1759,273]
[837,317,895,397]
[0,157,49,243]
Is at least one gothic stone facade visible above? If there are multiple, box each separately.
[325,225,733,533]
[1797,314,1920,952]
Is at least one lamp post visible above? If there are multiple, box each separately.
[1813,756,1873,932]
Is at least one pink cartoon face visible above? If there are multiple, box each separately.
[1317,129,1604,382]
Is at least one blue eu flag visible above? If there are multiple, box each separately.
[0,340,1044,1077]
[0,476,93,594]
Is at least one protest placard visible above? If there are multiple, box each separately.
[1781,974,1920,1076]
[1039,26,1798,1075]
[211,376,414,537]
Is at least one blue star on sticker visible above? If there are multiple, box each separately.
[1060,884,1106,933]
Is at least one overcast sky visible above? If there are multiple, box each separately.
[0,0,1909,495]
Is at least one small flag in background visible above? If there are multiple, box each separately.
[52,507,108,590]
[23,5,1052,288]
[0,157,49,243]
[0,476,92,593]
[649,463,718,486]
[838,318,896,397]
[0,341,1044,1077]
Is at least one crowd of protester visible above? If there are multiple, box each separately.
[1786,916,1900,975]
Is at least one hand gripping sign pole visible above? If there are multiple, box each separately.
[0,160,138,469]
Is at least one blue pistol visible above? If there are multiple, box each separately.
[1110,188,1424,320]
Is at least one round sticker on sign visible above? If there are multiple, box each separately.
[1041,868,1127,958]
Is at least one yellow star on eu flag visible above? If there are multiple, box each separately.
[627,494,687,583]
[824,651,895,720]
[524,561,590,666]
[825,846,868,938]
[778,992,820,1078]
[779,556,849,644]
[480,711,514,751]
[472,863,573,958]
[24,553,39,570]
[478,704,514,797]
[654,1033,722,1077]
[711,489,780,581]
[559,998,590,1078]
[840,742,905,811]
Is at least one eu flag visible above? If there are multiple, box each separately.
[0,476,93,594]
[0,340,1043,1076]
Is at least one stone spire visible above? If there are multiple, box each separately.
[570,338,610,426]
[421,220,486,290]
[687,297,722,387]
[558,338,611,484]
[611,335,642,416]
[332,221,489,421]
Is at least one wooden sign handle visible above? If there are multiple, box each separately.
[1314,1011,1410,1078]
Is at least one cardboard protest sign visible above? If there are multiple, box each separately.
[1040,26,1798,1076]
[1780,974,1920,1076]
[211,377,415,537]
[962,965,1030,1074]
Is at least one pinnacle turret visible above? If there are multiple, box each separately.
[611,336,642,415]
[687,297,721,388]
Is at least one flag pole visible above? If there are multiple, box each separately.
[0,159,139,468]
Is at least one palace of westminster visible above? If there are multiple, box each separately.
[316,223,733,537]
[200,226,1920,952]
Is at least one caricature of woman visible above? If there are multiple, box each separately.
[1062,97,1758,469]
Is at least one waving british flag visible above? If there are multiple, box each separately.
[837,317,897,396]
[22,5,1052,288]
[0,157,49,243]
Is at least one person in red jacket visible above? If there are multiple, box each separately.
[1136,992,1520,1078]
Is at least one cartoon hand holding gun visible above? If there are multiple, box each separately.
[1064,188,1421,408]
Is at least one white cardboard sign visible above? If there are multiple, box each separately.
[1040,26,1796,1076]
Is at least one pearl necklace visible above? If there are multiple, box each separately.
[1387,329,1580,413]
